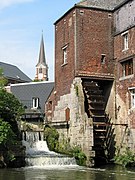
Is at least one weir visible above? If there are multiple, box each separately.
[22,131,77,167]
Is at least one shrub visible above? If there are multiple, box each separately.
[114,148,135,167]
[44,126,59,151]
[0,119,16,147]
[44,126,87,166]
[70,146,87,166]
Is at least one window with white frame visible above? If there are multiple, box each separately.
[130,89,135,108]
[32,97,39,109]
[62,45,68,65]
[122,31,128,51]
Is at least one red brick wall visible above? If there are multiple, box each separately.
[55,9,75,99]
[114,27,135,128]
[114,28,135,100]
[114,28,135,61]
[75,8,114,76]
[54,7,114,101]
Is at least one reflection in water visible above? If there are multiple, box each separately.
[0,165,135,180]
[0,168,25,180]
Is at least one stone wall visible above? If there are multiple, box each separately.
[51,77,94,165]
[114,0,135,34]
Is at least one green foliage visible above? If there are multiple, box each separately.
[21,121,34,131]
[56,136,71,155]
[58,139,87,166]
[0,119,16,147]
[0,88,24,139]
[70,146,87,166]
[0,68,8,88]
[44,126,87,166]
[75,85,79,96]
[44,126,59,151]
[0,69,24,167]
[114,148,135,167]
[0,89,24,122]
[6,151,16,162]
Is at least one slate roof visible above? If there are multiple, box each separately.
[54,0,129,25]
[0,62,31,83]
[77,0,128,10]
[11,81,54,113]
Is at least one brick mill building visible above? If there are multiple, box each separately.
[45,0,135,166]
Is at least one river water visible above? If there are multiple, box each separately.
[1,132,134,180]
[0,164,135,180]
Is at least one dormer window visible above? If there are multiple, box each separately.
[32,97,39,109]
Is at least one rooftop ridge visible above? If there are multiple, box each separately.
[11,81,54,87]
[77,0,127,10]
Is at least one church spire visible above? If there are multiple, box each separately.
[35,33,48,81]
[36,33,46,66]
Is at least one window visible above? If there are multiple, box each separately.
[122,31,128,51]
[48,101,52,111]
[39,68,42,73]
[62,45,68,65]
[63,47,67,64]
[32,97,39,108]
[130,89,135,108]
[101,54,106,64]
[121,59,133,77]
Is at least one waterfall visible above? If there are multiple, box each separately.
[22,131,50,155]
[22,131,77,167]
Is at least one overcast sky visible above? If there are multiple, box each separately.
[0,0,78,81]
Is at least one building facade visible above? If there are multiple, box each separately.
[114,0,135,153]
[11,81,54,125]
[46,0,135,166]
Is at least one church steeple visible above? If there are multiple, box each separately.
[35,33,48,81]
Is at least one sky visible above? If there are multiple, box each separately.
[0,0,79,81]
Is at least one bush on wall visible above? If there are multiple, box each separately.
[44,126,87,166]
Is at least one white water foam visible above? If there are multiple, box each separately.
[22,131,77,167]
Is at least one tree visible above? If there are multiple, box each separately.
[0,68,24,137]
[0,68,25,167]
[0,119,15,146]
[0,68,8,88]
[0,89,24,136]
